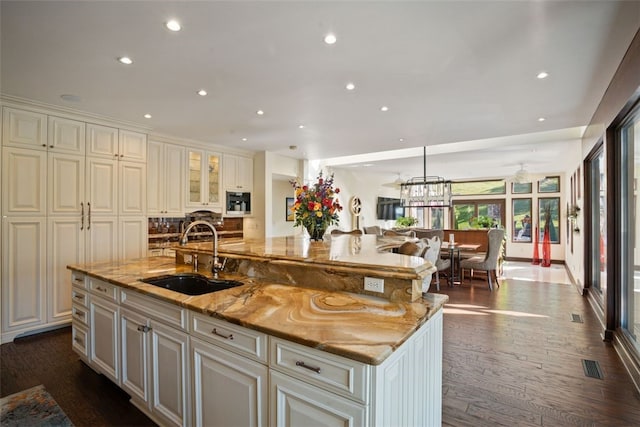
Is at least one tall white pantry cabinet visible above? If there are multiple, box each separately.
[1,106,148,343]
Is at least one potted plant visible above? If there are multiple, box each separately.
[395,216,418,228]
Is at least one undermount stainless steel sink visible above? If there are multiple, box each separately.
[141,273,243,296]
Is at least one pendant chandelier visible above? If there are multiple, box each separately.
[400,147,452,208]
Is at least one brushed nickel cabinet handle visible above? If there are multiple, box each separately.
[295,361,321,374]
[80,202,84,230]
[74,294,84,300]
[73,337,84,345]
[96,286,107,293]
[137,325,151,333]
[212,328,233,340]
[87,202,91,230]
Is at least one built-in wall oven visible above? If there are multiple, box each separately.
[226,191,251,215]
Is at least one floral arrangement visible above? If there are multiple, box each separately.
[289,171,342,239]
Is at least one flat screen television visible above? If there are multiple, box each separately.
[376,197,404,220]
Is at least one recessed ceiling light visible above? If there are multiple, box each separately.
[380,106,389,112]
[118,56,133,65]
[144,113,152,119]
[345,82,355,91]
[324,33,337,45]
[298,125,305,129]
[538,117,546,122]
[197,89,207,96]
[60,94,81,102]
[165,20,181,32]
[399,138,404,142]
[257,110,264,115]
[537,71,549,79]
[242,138,247,142]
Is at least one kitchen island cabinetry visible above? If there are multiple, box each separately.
[88,278,120,384]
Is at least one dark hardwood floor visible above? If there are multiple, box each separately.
[2,272,639,426]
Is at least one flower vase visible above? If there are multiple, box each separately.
[541,226,551,267]
[305,222,327,241]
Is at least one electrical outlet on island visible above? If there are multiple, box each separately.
[364,277,384,293]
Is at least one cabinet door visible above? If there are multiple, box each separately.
[119,161,146,216]
[164,144,184,215]
[86,216,117,264]
[1,217,46,332]
[89,295,119,383]
[120,308,150,406]
[119,130,147,162]
[192,337,268,427]
[150,321,190,427]
[48,217,84,323]
[205,152,221,206]
[2,147,47,215]
[48,116,85,154]
[270,371,367,427]
[119,217,147,261]
[86,157,117,215]
[236,155,253,191]
[186,150,220,209]
[146,141,163,215]
[86,123,118,159]
[186,150,203,208]
[48,153,85,216]
[2,107,47,149]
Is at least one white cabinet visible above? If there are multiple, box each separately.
[270,370,367,427]
[148,141,184,216]
[86,124,146,163]
[48,152,85,216]
[48,116,86,155]
[191,337,268,427]
[89,290,120,384]
[119,161,146,216]
[2,107,47,149]
[186,149,222,209]
[1,217,47,334]
[1,147,47,216]
[119,290,190,427]
[223,154,253,191]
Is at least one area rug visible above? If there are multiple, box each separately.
[1,385,73,426]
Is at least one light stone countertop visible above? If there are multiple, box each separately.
[67,254,447,365]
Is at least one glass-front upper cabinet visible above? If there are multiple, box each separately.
[186,150,221,209]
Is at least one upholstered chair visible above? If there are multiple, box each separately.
[460,228,505,291]
[415,230,450,289]
[422,236,441,292]
[397,240,427,257]
[363,225,382,236]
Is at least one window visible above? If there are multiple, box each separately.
[538,197,560,244]
[451,180,506,196]
[512,182,532,194]
[452,199,505,230]
[512,198,532,242]
[538,176,560,193]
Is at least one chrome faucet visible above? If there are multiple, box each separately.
[179,220,224,278]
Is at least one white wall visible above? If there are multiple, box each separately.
[271,178,296,237]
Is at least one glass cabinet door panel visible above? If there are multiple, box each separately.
[189,151,202,204]
[207,153,220,204]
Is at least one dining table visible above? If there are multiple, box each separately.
[441,242,481,286]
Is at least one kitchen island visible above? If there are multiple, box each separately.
[68,235,447,426]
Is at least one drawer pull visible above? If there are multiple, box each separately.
[73,337,84,345]
[74,294,84,299]
[137,325,151,333]
[296,361,321,374]
[96,286,107,293]
[212,328,233,340]
[74,309,85,318]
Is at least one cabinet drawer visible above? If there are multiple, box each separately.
[72,323,89,359]
[88,277,118,301]
[72,286,88,307]
[270,337,370,404]
[120,288,187,330]
[72,303,89,325]
[191,312,268,363]
[71,270,86,288]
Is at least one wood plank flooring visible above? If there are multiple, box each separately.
[1,272,639,426]
[439,276,640,426]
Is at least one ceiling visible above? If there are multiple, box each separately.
[2,1,639,180]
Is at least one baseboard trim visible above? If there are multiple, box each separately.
[613,332,640,394]
[1,321,71,344]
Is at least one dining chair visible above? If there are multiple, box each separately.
[459,228,505,291]
[422,236,441,292]
[330,229,363,235]
[416,230,449,289]
[363,225,382,236]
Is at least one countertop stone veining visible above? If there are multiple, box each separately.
[68,254,447,365]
